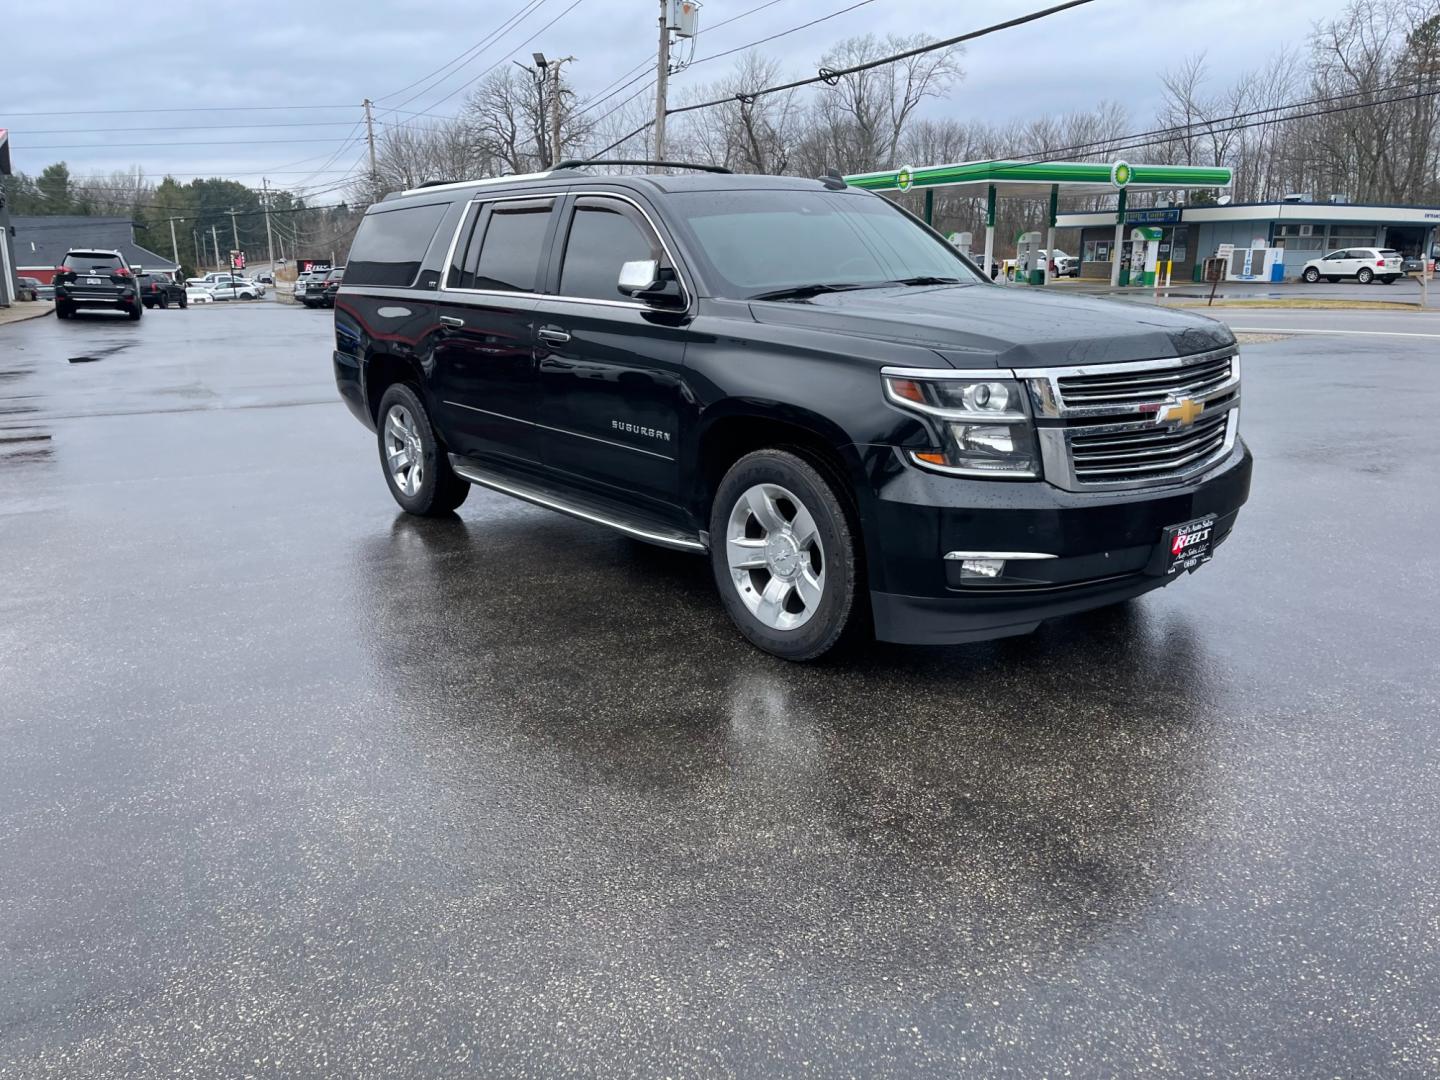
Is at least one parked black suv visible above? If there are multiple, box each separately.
[139,273,188,309]
[333,164,1252,660]
[54,249,143,320]
[303,266,344,308]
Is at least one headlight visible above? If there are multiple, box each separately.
[883,373,1040,479]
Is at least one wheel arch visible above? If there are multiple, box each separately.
[690,402,877,552]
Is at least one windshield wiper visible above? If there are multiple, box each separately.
[749,282,878,302]
[890,275,966,286]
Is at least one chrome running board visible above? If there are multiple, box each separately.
[450,457,706,553]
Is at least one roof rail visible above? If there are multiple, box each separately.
[551,158,732,175]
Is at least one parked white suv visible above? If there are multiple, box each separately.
[1301,247,1404,285]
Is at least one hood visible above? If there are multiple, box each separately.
[747,284,1235,369]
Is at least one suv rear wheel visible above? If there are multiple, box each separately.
[1357,267,1374,284]
[376,384,469,516]
[709,449,861,660]
[127,303,143,321]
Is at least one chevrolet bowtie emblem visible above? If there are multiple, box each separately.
[1158,397,1205,428]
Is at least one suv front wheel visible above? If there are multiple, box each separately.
[710,449,861,661]
[376,384,470,516]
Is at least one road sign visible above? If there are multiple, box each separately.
[230,250,246,270]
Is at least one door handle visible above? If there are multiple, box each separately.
[439,315,464,328]
[537,327,571,345]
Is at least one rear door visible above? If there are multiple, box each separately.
[533,192,691,511]
[431,195,558,465]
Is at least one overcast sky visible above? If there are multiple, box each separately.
[3,0,1347,194]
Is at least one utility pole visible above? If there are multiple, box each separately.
[363,98,378,198]
[165,217,182,272]
[518,58,549,169]
[548,56,576,163]
[261,178,277,272]
[192,228,202,272]
[211,225,221,273]
[653,0,670,161]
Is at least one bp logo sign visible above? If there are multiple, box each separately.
[895,165,914,191]
[1111,160,1133,188]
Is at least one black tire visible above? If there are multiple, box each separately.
[1326,276,1340,283]
[375,383,470,516]
[179,296,188,309]
[709,448,862,661]
[1357,267,1374,284]
[1302,267,1320,283]
[127,303,143,321]
[1381,276,1397,285]
[158,295,169,309]
[55,302,72,319]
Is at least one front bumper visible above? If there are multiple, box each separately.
[859,440,1253,645]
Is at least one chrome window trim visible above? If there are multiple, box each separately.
[439,194,557,297]
[555,190,693,310]
[436,189,693,311]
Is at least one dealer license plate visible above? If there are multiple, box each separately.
[1159,515,1216,575]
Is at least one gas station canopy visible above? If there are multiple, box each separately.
[841,158,1233,287]
[843,159,1232,198]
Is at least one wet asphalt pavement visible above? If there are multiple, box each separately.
[2,302,1438,1079]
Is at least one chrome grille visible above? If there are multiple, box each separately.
[1069,411,1230,483]
[1021,347,1242,491]
[1055,352,1233,409]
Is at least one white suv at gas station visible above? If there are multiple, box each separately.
[1300,247,1404,285]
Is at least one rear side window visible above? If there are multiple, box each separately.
[558,197,660,301]
[64,252,122,270]
[450,199,553,292]
[346,203,447,287]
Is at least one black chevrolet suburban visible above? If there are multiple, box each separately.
[333,163,1251,660]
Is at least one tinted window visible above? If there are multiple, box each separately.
[559,198,659,301]
[346,203,447,287]
[666,189,981,297]
[64,252,122,270]
[467,201,553,292]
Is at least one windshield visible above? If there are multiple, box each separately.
[666,189,983,298]
[64,252,122,271]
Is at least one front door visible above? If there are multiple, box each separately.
[431,196,557,465]
[534,194,692,514]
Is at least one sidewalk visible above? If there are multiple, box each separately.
[0,302,53,328]
[1040,276,1434,309]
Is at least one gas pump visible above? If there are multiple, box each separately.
[1129,226,1162,286]
[949,231,973,259]
[1015,231,1043,286]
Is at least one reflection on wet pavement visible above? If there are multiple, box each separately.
[1,303,1438,1078]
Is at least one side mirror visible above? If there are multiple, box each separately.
[618,259,685,307]
[132,265,143,274]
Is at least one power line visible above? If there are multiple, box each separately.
[376,0,557,118]
[374,0,552,105]
[11,120,376,136]
[404,0,593,117]
[22,137,362,150]
[685,0,879,70]
[667,0,1098,119]
[585,0,1097,158]
[0,104,359,118]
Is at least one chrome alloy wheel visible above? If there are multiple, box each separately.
[383,404,425,497]
[725,483,826,631]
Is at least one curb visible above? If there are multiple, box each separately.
[0,303,54,329]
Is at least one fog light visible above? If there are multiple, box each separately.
[959,558,1005,580]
